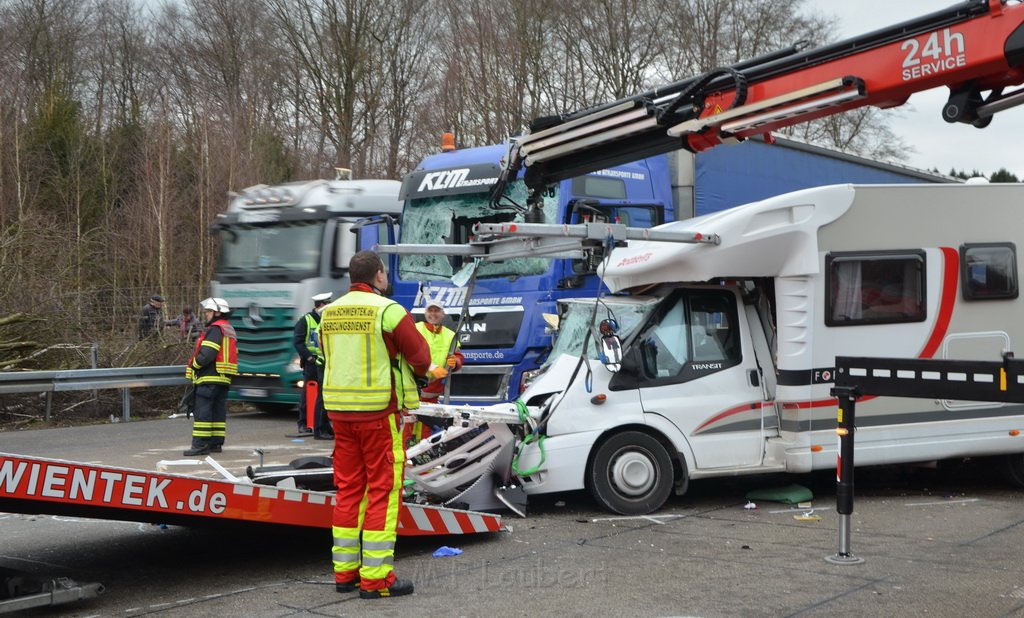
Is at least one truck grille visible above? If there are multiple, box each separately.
[447,365,514,402]
[227,308,297,372]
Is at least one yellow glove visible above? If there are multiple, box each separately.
[429,366,449,380]
[446,355,458,369]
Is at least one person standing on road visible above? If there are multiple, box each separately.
[292,292,333,438]
[138,294,164,340]
[406,297,464,445]
[183,298,238,456]
[319,251,440,599]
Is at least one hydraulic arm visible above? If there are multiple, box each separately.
[496,0,1024,217]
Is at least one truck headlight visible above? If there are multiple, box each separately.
[520,368,544,394]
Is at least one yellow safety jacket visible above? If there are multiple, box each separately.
[415,321,457,367]
[320,291,419,412]
[304,313,323,363]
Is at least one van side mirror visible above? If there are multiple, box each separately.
[598,319,622,372]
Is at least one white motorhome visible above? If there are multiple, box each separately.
[415,183,1024,515]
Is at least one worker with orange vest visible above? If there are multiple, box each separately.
[183,297,238,456]
[319,251,438,599]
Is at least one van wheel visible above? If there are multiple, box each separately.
[588,431,673,515]
[1000,454,1024,488]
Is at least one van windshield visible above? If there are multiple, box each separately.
[543,300,656,369]
[398,180,559,280]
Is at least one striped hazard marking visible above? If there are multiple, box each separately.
[398,503,502,536]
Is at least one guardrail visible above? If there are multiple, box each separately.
[0,366,189,422]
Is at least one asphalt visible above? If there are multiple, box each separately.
[2,409,1024,617]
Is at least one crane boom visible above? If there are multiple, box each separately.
[501,0,1024,215]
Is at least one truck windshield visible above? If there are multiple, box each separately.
[216,221,324,273]
[398,180,559,280]
[543,300,656,368]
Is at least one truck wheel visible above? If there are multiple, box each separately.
[588,431,673,515]
[1000,453,1024,488]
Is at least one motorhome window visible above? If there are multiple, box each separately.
[825,251,926,326]
[542,301,656,370]
[397,180,558,280]
[637,291,741,383]
[961,243,1018,300]
[571,175,627,199]
[216,221,324,274]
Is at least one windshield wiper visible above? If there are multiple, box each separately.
[399,269,455,280]
[479,271,522,281]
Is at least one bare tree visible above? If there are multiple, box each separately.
[560,0,667,101]
[264,0,385,176]
[358,0,438,176]
[434,0,563,146]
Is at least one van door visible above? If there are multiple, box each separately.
[622,288,771,469]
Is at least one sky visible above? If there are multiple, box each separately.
[812,1,1024,179]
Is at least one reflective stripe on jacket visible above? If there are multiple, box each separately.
[185,319,238,385]
[321,291,419,412]
[304,313,323,361]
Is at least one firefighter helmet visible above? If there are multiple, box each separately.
[200,297,229,313]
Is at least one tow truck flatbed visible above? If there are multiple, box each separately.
[0,453,501,536]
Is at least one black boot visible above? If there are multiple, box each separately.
[183,444,211,456]
[359,578,413,599]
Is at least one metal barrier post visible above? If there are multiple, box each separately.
[90,344,99,399]
[121,388,131,423]
[45,393,53,423]
[826,385,864,565]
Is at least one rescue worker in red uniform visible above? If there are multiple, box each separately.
[405,297,464,446]
[320,251,440,599]
[183,298,238,456]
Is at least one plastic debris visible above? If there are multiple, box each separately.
[432,546,463,557]
[743,501,757,510]
[794,512,822,522]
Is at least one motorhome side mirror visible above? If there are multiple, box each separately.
[599,334,623,372]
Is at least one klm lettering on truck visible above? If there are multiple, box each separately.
[417,168,498,192]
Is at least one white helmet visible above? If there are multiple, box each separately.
[200,297,229,313]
